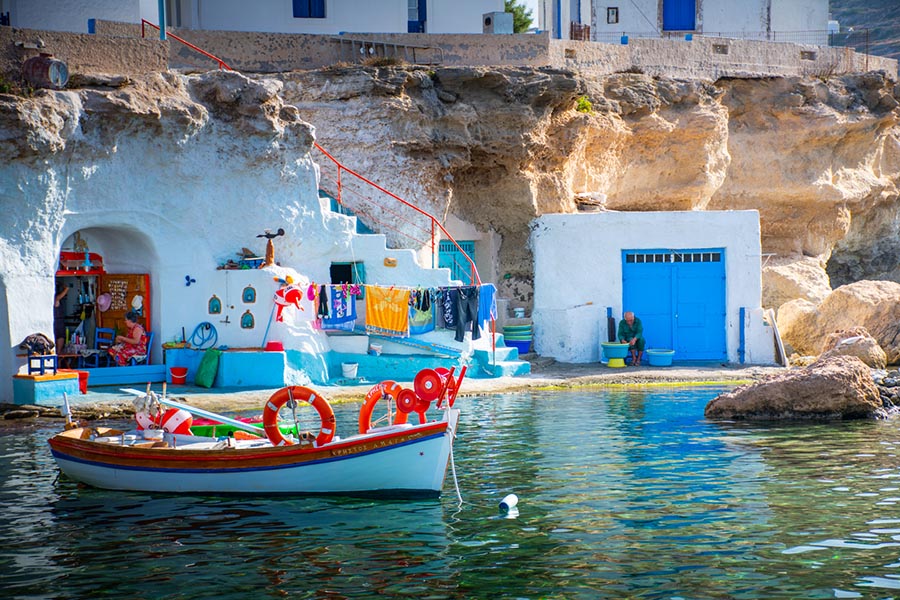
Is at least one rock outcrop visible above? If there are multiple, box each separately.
[705,356,883,420]
[2,64,900,307]
[819,326,887,368]
[777,280,900,362]
[277,66,900,304]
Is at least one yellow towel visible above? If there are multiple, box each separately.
[365,286,410,337]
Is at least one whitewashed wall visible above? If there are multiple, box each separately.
[591,0,828,36]
[530,210,770,364]
[429,0,504,34]
[3,0,141,32]
[139,0,502,35]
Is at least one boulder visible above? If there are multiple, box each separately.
[705,355,882,420]
[776,281,900,363]
[762,254,832,310]
[818,326,887,368]
[776,298,819,355]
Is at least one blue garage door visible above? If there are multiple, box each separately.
[622,249,726,360]
[663,0,696,31]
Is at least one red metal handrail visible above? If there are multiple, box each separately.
[314,142,481,286]
[141,20,233,71]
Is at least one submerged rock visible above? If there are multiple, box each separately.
[705,356,883,420]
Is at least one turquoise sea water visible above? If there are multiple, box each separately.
[4,387,900,599]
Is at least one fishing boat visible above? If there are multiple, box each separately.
[48,367,465,497]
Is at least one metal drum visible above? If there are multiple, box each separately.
[22,53,69,89]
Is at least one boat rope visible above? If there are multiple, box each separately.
[132,390,161,418]
[448,426,463,507]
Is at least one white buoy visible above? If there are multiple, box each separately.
[499,493,518,512]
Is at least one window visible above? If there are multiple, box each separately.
[607,7,619,24]
[293,0,325,18]
[330,262,366,296]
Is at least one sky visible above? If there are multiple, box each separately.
[521,0,541,28]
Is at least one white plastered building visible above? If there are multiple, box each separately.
[530,210,777,365]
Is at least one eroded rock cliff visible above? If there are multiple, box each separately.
[3,65,900,310]
[278,66,900,304]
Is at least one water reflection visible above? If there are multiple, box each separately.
[7,388,900,598]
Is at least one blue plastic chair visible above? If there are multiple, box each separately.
[82,327,115,368]
[129,331,153,366]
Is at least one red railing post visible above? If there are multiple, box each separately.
[337,165,343,205]
[431,221,435,268]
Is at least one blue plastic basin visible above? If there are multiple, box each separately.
[601,342,629,359]
[646,349,675,367]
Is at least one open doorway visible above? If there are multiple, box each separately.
[55,227,156,368]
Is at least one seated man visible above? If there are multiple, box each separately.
[618,311,645,365]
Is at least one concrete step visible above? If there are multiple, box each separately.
[469,360,531,378]
[473,346,519,363]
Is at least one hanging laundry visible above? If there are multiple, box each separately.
[317,284,329,319]
[322,286,357,332]
[455,285,481,342]
[479,283,498,328]
[438,288,458,330]
[409,291,435,335]
[365,285,411,337]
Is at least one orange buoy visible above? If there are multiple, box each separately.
[158,407,193,435]
[263,386,335,447]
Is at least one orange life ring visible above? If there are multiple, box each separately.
[358,381,426,434]
[263,386,335,447]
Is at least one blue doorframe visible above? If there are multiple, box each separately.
[622,248,726,360]
[663,0,696,31]
[439,240,475,285]
[407,0,426,33]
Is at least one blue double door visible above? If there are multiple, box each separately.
[622,249,726,360]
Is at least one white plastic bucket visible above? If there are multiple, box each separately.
[513,308,525,318]
[369,343,383,356]
[341,362,358,378]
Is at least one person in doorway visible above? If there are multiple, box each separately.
[108,310,148,366]
[53,281,69,351]
[618,311,645,366]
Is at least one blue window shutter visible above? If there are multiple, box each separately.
[293,0,325,18]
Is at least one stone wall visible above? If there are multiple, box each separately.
[0,26,167,83]
[85,20,896,79]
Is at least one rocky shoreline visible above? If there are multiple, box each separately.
[5,356,900,428]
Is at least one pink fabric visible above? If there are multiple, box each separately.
[108,323,148,366]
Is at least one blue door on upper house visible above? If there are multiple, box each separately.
[622,249,726,360]
[439,240,475,285]
[663,0,696,31]
[408,0,426,33]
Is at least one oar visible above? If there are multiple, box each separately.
[120,387,265,436]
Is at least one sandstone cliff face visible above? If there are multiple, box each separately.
[278,66,900,303]
[3,66,899,309]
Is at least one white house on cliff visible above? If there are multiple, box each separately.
[536,0,828,41]
[1,0,506,35]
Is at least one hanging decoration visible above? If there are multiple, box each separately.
[242,285,256,303]
[273,276,304,322]
[208,294,222,314]
[241,310,255,329]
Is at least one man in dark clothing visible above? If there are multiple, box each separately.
[617,311,645,365]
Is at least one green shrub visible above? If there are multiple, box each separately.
[575,95,593,113]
